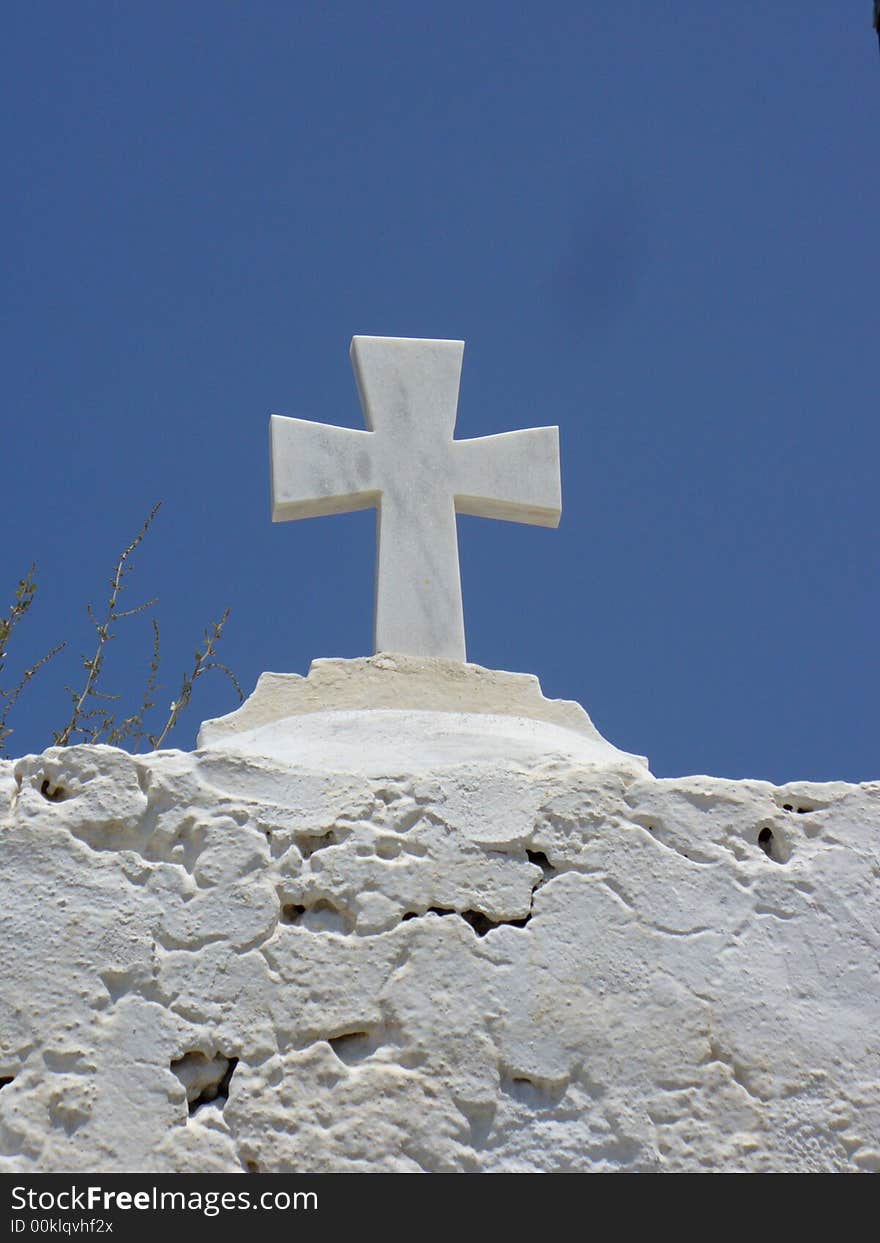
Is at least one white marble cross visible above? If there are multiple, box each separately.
[270,336,561,661]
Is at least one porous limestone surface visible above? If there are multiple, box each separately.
[0,742,878,1172]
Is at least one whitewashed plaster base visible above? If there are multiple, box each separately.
[0,662,878,1172]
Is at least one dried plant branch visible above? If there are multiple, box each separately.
[149,609,244,751]
[114,601,158,621]
[0,566,65,757]
[0,566,38,664]
[0,641,66,756]
[54,502,162,747]
[108,618,161,750]
[2,502,240,755]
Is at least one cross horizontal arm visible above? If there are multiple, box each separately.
[452,427,561,527]
[270,415,376,522]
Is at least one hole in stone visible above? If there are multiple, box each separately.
[171,1052,238,1116]
[757,826,789,863]
[401,905,457,923]
[782,804,794,812]
[295,831,336,860]
[402,907,530,935]
[0,1076,14,1090]
[526,849,555,888]
[462,910,495,936]
[245,1159,260,1174]
[461,909,530,937]
[40,779,69,803]
[499,1073,567,1108]
[327,1031,374,1064]
[375,837,403,859]
[402,906,458,923]
[278,897,354,933]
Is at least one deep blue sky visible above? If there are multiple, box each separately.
[2,3,877,782]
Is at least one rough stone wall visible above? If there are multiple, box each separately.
[0,743,878,1172]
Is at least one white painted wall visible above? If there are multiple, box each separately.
[1,662,877,1172]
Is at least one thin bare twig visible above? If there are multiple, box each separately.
[114,601,158,621]
[108,617,161,749]
[0,566,38,667]
[0,641,66,755]
[0,566,66,757]
[54,502,162,746]
[149,609,243,750]
[2,502,240,754]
